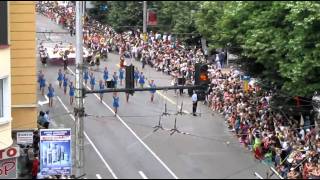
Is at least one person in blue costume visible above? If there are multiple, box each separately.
[39,74,46,96]
[69,81,75,105]
[63,74,68,95]
[47,83,55,107]
[83,69,89,85]
[134,68,139,87]
[57,69,64,88]
[112,72,118,89]
[99,80,105,103]
[103,66,109,86]
[119,67,125,86]
[149,79,156,102]
[90,72,96,90]
[138,72,145,88]
[37,70,44,90]
[113,92,120,116]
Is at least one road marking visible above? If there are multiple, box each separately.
[138,171,148,179]
[57,96,118,179]
[38,95,49,106]
[67,67,179,179]
[96,174,102,179]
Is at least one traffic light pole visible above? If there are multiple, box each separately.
[75,1,85,178]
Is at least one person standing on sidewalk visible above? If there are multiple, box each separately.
[192,91,198,116]
[32,154,39,179]
[149,79,156,102]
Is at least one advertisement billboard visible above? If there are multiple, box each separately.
[0,146,19,179]
[0,158,17,179]
[40,129,72,176]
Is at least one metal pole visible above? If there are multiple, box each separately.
[75,1,85,177]
[85,85,203,94]
[143,1,147,41]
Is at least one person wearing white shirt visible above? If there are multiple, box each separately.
[192,91,198,116]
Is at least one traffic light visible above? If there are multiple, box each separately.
[125,65,135,94]
[194,63,210,89]
[194,63,210,102]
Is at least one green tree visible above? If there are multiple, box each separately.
[195,1,320,98]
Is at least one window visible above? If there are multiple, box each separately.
[0,79,3,118]
[0,1,8,45]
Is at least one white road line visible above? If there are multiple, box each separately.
[67,67,179,179]
[138,171,148,179]
[57,96,118,179]
[96,174,102,179]
[38,95,49,106]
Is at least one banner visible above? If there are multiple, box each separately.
[147,9,157,26]
[17,131,33,145]
[40,129,72,176]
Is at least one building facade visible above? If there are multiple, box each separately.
[9,1,37,131]
[0,1,13,150]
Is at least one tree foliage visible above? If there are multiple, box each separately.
[195,1,320,97]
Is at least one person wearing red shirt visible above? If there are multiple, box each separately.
[32,155,39,179]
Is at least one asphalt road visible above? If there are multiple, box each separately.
[36,14,273,179]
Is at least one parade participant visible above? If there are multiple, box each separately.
[63,74,68,95]
[69,81,75,105]
[37,70,44,90]
[103,67,109,86]
[95,51,101,70]
[63,51,69,71]
[138,72,145,88]
[83,69,89,85]
[120,55,125,68]
[53,43,59,54]
[99,80,105,103]
[134,68,140,87]
[101,44,108,61]
[112,72,118,88]
[149,79,156,102]
[40,48,48,67]
[90,73,96,90]
[113,92,120,116]
[47,83,55,107]
[119,67,125,86]
[57,69,63,88]
[39,75,46,96]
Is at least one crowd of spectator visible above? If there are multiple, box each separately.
[36,2,320,179]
